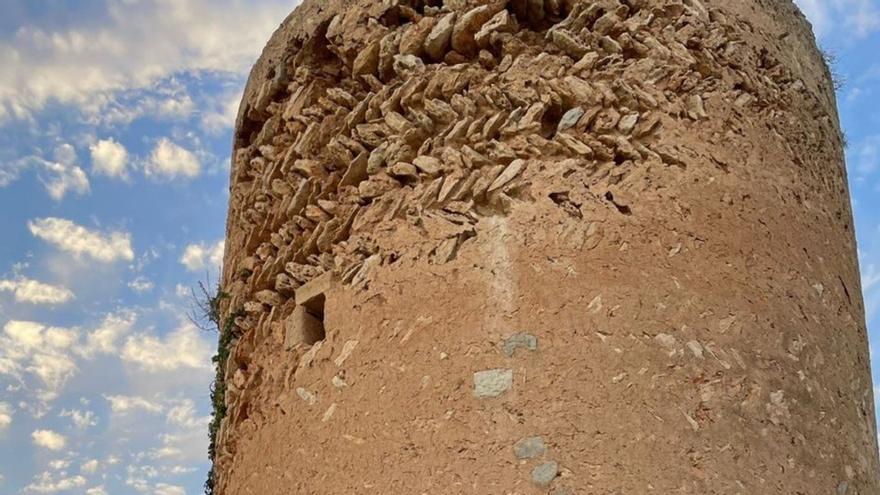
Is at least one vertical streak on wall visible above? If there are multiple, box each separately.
[483,216,517,335]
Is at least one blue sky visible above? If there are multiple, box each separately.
[0,1,878,494]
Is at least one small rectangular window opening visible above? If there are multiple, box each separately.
[290,273,333,348]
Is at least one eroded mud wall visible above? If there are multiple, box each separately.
[215,0,880,493]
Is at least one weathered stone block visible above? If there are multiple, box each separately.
[473,369,513,398]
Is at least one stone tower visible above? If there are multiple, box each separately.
[215,0,880,493]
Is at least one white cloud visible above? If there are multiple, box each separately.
[167,466,197,475]
[146,138,201,179]
[0,321,79,400]
[0,0,293,122]
[149,445,184,461]
[40,143,91,201]
[80,459,100,475]
[201,90,242,134]
[31,430,67,451]
[59,408,98,429]
[88,76,198,127]
[48,460,70,471]
[155,483,186,495]
[42,161,91,201]
[105,395,165,414]
[180,240,224,272]
[125,473,150,493]
[8,144,92,201]
[128,276,155,293]
[29,352,78,400]
[795,0,880,39]
[1,310,214,425]
[29,217,135,263]
[0,147,90,200]
[174,284,190,298]
[5,320,78,349]
[90,138,129,179]
[1,312,133,406]
[85,487,108,495]
[24,471,86,493]
[81,311,136,357]
[0,278,74,305]
[122,321,213,372]
[0,402,12,430]
[166,399,210,430]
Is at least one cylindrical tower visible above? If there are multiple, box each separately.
[215,0,880,493]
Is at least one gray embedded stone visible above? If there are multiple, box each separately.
[514,436,546,459]
[531,460,559,487]
[501,333,538,357]
[558,107,585,132]
[837,481,849,494]
[473,369,513,398]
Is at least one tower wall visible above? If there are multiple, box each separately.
[216,1,880,492]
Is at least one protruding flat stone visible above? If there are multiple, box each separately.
[399,16,437,56]
[425,12,456,60]
[413,156,442,176]
[488,159,525,192]
[255,289,282,307]
[352,40,380,76]
[339,151,369,188]
[550,29,589,58]
[452,4,500,54]
[475,9,516,48]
